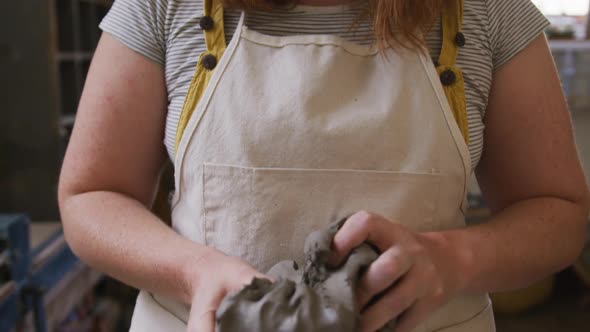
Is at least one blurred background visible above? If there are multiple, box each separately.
[1,0,590,331]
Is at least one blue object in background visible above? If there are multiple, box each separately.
[0,214,79,332]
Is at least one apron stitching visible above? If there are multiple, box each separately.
[174,13,244,170]
[240,28,379,57]
[173,12,246,207]
[417,52,471,188]
[201,163,444,176]
[431,300,491,331]
[248,167,255,264]
[417,53,471,214]
[432,176,442,229]
[201,165,208,245]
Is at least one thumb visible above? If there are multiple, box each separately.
[186,287,227,332]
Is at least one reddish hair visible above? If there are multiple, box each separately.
[222,0,446,50]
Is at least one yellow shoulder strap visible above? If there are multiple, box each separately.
[174,0,227,152]
[174,0,469,149]
[436,0,469,145]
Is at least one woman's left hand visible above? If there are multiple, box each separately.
[331,211,468,332]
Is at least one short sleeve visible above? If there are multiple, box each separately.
[486,0,550,69]
[99,0,168,65]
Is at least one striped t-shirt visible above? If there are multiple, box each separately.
[100,0,549,168]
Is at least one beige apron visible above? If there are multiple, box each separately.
[130,1,495,331]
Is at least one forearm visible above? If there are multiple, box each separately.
[429,197,587,295]
[60,190,214,304]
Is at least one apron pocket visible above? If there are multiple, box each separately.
[202,163,444,272]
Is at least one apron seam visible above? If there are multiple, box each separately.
[201,162,444,175]
[418,52,471,173]
[173,12,246,209]
[431,300,491,331]
[240,27,379,57]
[417,52,471,213]
[201,165,208,245]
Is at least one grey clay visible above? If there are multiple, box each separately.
[216,220,397,332]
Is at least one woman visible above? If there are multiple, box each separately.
[58,0,589,331]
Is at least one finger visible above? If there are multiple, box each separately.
[225,260,271,291]
[360,270,421,332]
[234,270,270,290]
[187,308,216,332]
[393,299,439,332]
[357,246,413,309]
[187,287,227,332]
[331,211,399,265]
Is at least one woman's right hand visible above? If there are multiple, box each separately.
[187,251,269,332]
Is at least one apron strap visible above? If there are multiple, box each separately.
[436,0,469,145]
[174,0,470,149]
[203,0,227,55]
[153,0,227,226]
[175,0,227,152]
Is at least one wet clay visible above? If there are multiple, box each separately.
[216,220,397,331]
